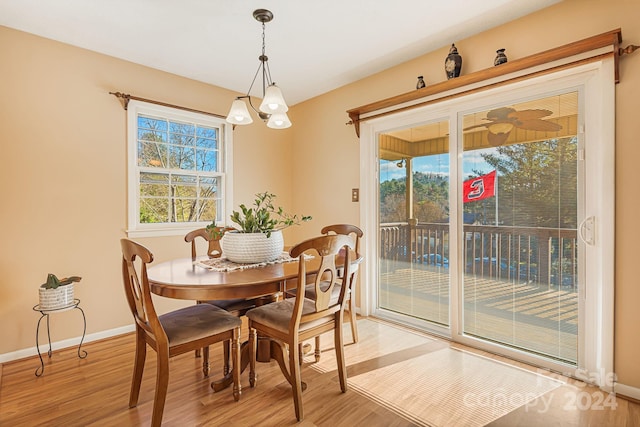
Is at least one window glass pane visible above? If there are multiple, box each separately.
[196,149,217,171]
[169,122,195,137]
[138,141,166,167]
[461,92,578,364]
[197,127,217,139]
[138,116,168,132]
[197,136,217,149]
[169,133,195,147]
[378,119,450,327]
[140,172,169,196]
[138,128,167,142]
[172,174,197,197]
[198,198,220,222]
[140,197,169,223]
[168,146,195,170]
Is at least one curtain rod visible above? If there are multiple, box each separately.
[109,91,227,120]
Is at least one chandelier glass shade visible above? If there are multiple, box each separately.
[225,9,291,129]
[226,98,254,125]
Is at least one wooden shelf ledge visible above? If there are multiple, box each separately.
[347,29,625,137]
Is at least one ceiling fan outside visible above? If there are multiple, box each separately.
[464,107,563,146]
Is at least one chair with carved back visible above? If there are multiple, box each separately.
[120,238,241,427]
[246,234,355,421]
[290,224,363,363]
[320,224,362,344]
[184,227,262,369]
[184,227,226,259]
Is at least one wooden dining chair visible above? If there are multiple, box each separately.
[185,227,262,371]
[246,234,355,421]
[185,227,222,259]
[291,224,363,363]
[320,224,363,344]
[120,238,241,427]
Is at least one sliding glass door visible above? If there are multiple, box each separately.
[365,58,617,376]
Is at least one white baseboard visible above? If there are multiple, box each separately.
[0,324,135,364]
[615,382,640,401]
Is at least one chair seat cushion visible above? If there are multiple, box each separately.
[205,298,259,314]
[159,303,241,347]
[246,298,333,334]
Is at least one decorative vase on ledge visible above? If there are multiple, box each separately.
[494,48,508,66]
[445,43,462,79]
[220,230,285,264]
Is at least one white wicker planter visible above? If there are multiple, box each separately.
[221,230,284,264]
[39,284,75,310]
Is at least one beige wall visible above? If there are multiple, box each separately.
[0,26,296,355]
[1,0,639,390]
[290,0,640,388]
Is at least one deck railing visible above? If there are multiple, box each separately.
[380,222,578,288]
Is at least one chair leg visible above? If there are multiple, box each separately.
[129,330,147,408]
[349,296,358,343]
[151,346,170,427]
[195,301,202,358]
[334,314,348,393]
[297,343,306,365]
[202,345,210,377]
[232,328,241,401]
[249,326,257,388]
[289,338,304,421]
[314,336,321,363]
[223,341,231,375]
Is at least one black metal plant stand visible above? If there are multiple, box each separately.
[32,299,87,376]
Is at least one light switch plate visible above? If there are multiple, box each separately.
[352,188,359,202]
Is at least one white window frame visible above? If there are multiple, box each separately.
[126,100,233,238]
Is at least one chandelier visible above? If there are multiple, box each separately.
[225,9,291,129]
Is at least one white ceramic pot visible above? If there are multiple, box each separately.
[221,230,284,264]
[39,284,74,310]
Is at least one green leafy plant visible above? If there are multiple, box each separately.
[40,273,82,289]
[211,192,312,238]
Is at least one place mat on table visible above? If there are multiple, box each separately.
[195,252,303,272]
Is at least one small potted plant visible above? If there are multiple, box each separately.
[214,192,311,263]
[39,274,82,310]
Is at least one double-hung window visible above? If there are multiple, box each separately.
[126,100,232,237]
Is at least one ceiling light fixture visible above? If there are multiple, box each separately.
[225,9,291,129]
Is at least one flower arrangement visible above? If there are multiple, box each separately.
[38,274,82,310]
[208,192,311,238]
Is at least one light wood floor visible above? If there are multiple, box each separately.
[1,318,638,427]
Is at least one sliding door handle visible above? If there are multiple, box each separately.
[579,216,596,246]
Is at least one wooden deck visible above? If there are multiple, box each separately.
[379,260,578,363]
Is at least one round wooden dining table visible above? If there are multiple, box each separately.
[146,254,323,392]
[146,255,317,302]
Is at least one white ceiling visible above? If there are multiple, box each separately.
[0,0,560,106]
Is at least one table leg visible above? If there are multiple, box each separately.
[212,341,250,392]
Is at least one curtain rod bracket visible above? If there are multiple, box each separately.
[109,91,131,110]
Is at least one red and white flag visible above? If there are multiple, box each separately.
[463,170,496,203]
